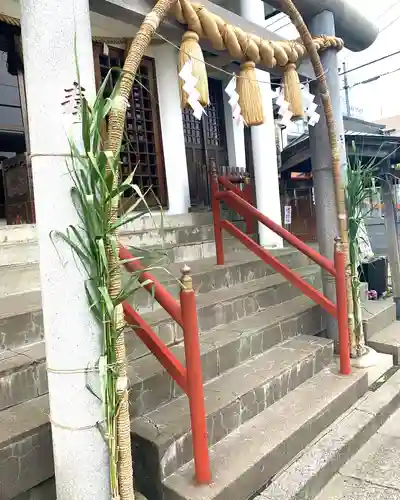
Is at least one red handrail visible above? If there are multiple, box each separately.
[119,245,182,326]
[123,301,188,391]
[119,245,211,483]
[212,174,350,375]
[217,190,337,276]
[217,174,256,235]
[218,176,245,199]
[221,220,337,317]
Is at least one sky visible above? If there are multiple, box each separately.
[265,0,400,122]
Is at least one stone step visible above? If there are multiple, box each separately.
[129,295,325,416]
[0,260,320,353]
[162,366,368,500]
[362,299,396,340]
[0,231,249,295]
[0,291,43,350]
[132,335,334,493]
[0,395,52,500]
[1,289,389,414]
[119,221,247,250]
[0,342,46,411]
[0,295,323,413]
[123,231,251,266]
[122,212,215,232]
[0,217,241,268]
[0,223,37,244]
[127,265,322,360]
[368,321,400,364]
[124,248,311,314]
[0,240,39,266]
[259,367,400,500]
[0,262,40,296]
[0,213,214,246]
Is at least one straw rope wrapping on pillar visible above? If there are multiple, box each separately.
[171,0,344,124]
[106,3,180,500]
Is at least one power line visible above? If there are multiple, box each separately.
[377,0,399,20]
[348,66,400,88]
[379,12,400,33]
[272,21,292,32]
[265,13,287,28]
[339,48,400,77]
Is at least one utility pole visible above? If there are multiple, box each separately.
[307,10,348,345]
[20,0,109,498]
[342,61,351,116]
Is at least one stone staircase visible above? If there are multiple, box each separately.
[0,213,397,500]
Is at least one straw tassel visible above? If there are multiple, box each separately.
[178,30,209,108]
[236,61,264,126]
[283,63,303,119]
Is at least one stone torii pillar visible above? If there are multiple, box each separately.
[20,0,110,498]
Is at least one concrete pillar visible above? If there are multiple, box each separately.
[153,43,190,215]
[20,1,109,499]
[382,173,400,318]
[223,78,246,169]
[239,0,265,24]
[237,0,282,248]
[308,10,347,342]
[252,69,283,248]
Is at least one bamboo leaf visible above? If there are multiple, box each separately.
[81,97,91,153]
[98,286,115,321]
[97,238,109,276]
[109,211,148,232]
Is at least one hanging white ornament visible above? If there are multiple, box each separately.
[301,86,321,127]
[308,112,321,127]
[225,76,243,124]
[179,59,205,120]
[274,89,293,127]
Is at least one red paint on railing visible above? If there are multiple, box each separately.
[212,173,351,375]
[218,176,245,199]
[121,246,211,482]
[123,301,188,391]
[180,278,211,483]
[217,190,337,277]
[210,170,225,265]
[334,243,351,375]
[221,220,337,317]
[119,245,182,327]
[218,175,256,236]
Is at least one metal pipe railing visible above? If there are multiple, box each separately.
[212,173,351,375]
[216,190,337,276]
[120,247,211,483]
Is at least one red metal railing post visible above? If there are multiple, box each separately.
[243,174,255,235]
[180,265,211,484]
[210,163,225,265]
[334,237,351,375]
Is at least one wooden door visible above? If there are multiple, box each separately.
[284,187,317,242]
[93,44,167,207]
[182,78,228,208]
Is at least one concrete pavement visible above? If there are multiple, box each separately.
[317,406,400,499]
